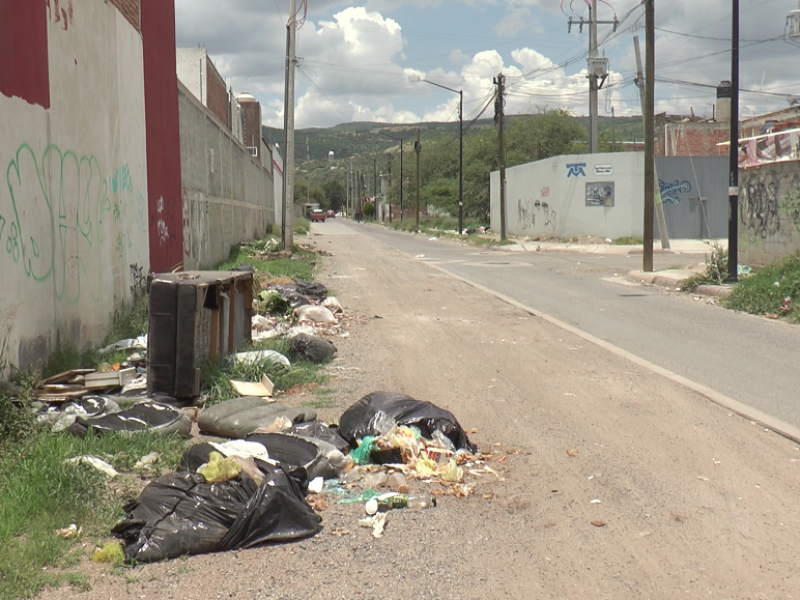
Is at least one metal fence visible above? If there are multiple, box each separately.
[655,156,728,239]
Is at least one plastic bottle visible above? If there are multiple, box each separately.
[406,491,435,509]
[387,472,408,493]
[363,471,388,488]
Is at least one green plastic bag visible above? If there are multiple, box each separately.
[349,435,376,465]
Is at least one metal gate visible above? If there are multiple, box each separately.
[654,157,728,239]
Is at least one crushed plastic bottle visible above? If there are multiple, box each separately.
[387,472,408,493]
[337,488,380,504]
[363,471,388,488]
[406,491,435,509]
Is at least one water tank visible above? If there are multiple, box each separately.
[716,80,732,122]
[787,2,800,39]
[328,151,335,161]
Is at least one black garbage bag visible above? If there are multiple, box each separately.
[338,391,477,452]
[111,465,321,563]
[289,333,337,364]
[265,284,312,308]
[288,421,350,454]
[293,278,327,300]
[68,400,192,438]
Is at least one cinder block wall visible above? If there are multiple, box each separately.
[178,82,274,270]
[739,160,800,267]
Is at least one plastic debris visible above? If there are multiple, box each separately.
[234,350,291,369]
[65,455,119,478]
[56,523,82,539]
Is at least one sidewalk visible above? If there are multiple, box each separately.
[495,237,733,296]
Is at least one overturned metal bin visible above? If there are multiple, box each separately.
[147,271,253,401]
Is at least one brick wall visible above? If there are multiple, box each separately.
[239,99,262,164]
[205,58,228,128]
[110,0,140,31]
[658,122,729,157]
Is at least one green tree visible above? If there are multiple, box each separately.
[323,179,345,212]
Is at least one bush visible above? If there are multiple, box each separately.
[680,242,728,291]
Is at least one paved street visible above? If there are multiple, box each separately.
[315,219,800,437]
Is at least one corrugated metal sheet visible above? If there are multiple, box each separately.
[654,157,729,239]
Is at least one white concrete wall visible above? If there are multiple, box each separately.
[0,1,149,372]
[272,146,284,231]
[178,83,275,270]
[176,47,206,105]
[491,152,644,239]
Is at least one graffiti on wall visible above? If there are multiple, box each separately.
[0,143,146,302]
[182,190,209,265]
[585,182,615,207]
[740,169,800,239]
[658,179,692,204]
[46,0,74,30]
[516,198,557,230]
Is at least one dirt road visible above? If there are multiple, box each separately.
[39,229,800,600]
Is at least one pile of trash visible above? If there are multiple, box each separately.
[89,391,488,561]
[251,276,348,347]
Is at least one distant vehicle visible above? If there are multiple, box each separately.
[310,209,326,222]
[326,210,335,218]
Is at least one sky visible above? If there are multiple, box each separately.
[174,0,800,129]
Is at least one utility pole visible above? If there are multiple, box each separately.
[642,3,654,271]
[373,157,377,221]
[281,0,297,250]
[494,73,507,240]
[727,0,740,282]
[414,128,421,227]
[611,106,616,151]
[634,35,670,255]
[568,3,616,154]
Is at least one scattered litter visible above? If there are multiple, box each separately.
[308,477,324,494]
[68,400,192,438]
[372,513,387,538]
[294,305,337,324]
[590,499,601,504]
[134,452,161,472]
[321,297,344,314]
[566,448,579,457]
[696,476,710,481]
[234,350,291,369]
[56,524,82,539]
[591,520,607,527]
[92,542,125,565]
[415,254,425,258]
[329,528,349,537]
[99,336,147,355]
[65,455,119,478]
[230,375,275,398]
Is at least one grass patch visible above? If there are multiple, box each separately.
[612,236,643,245]
[680,242,728,291]
[301,387,337,409]
[0,426,187,599]
[723,254,800,322]
[295,216,310,236]
[215,242,316,282]
[200,337,327,406]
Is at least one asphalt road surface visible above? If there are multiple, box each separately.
[318,219,800,434]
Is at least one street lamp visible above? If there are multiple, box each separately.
[418,79,463,235]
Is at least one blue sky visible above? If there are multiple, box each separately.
[175,0,800,129]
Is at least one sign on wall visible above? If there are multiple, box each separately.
[586,182,615,207]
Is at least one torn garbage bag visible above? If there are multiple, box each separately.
[198,397,316,438]
[338,392,477,453]
[68,400,192,438]
[111,465,321,563]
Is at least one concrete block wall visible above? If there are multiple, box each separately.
[178,82,274,270]
[739,160,800,267]
[491,152,644,239]
[0,0,149,372]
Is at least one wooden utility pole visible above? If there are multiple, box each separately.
[494,73,507,240]
[281,0,297,250]
[634,35,670,256]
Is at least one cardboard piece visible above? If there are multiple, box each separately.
[84,368,136,390]
[229,374,275,399]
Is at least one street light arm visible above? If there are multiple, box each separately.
[419,79,460,95]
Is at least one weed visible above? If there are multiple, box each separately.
[0,376,40,444]
[723,253,800,322]
[612,236,644,245]
[105,294,149,346]
[680,242,728,291]
[301,387,337,409]
[295,216,310,236]
[215,242,316,281]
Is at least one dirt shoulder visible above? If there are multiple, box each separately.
[38,229,800,600]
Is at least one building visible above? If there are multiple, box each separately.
[176,47,230,128]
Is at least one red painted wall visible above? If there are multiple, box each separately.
[0,0,50,109]
[141,0,184,272]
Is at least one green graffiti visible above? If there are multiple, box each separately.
[1,144,132,303]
